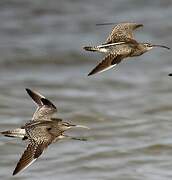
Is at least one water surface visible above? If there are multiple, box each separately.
[0,0,172,180]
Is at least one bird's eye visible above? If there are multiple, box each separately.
[47,127,52,131]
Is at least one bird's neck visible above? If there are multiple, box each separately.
[131,44,148,56]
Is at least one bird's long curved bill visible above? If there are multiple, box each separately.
[75,125,90,129]
[152,44,170,50]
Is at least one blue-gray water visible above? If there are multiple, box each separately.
[0,0,172,180]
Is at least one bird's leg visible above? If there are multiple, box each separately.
[63,135,88,141]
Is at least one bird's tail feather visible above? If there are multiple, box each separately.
[1,128,25,138]
[83,46,100,52]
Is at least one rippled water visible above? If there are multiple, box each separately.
[0,0,172,180]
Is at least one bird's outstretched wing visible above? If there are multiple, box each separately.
[26,89,57,121]
[88,54,123,76]
[13,140,49,175]
[13,123,56,176]
[26,88,45,106]
[104,23,143,44]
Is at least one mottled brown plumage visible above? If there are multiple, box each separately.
[1,89,89,175]
[104,22,143,44]
[26,88,57,121]
[13,121,60,175]
[83,22,170,76]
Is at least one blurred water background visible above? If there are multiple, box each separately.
[0,0,172,180]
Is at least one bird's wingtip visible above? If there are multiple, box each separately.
[12,170,17,176]
[12,165,21,176]
[25,88,33,95]
[95,22,115,26]
[25,88,30,92]
[88,71,94,76]
[41,98,57,110]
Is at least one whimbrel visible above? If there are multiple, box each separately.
[83,22,170,76]
[1,89,89,175]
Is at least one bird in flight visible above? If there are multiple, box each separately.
[1,88,89,175]
[83,22,170,76]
